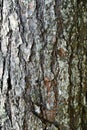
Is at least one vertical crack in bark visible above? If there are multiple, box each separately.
[35,2,46,123]
[50,37,59,121]
[0,38,1,51]
[54,0,61,18]
[51,0,61,76]
[35,0,45,43]
[5,18,13,127]
[76,2,87,128]
[54,0,63,37]
[7,18,12,91]
[67,49,74,130]
[76,11,83,123]
[36,0,45,36]
[51,2,59,75]
[0,0,3,21]
[0,0,3,22]
[0,0,3,50]
[7,71,12,91]
[51,42,59,114]
[38,79,45,118]
[28,39,36,62]
[68,47,75,130]
[67,22,76,129]
[36,0,46,78]
[77,46,83,129]
[14,0,28,46]
[1,58,5,92]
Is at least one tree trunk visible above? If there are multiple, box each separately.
[0,0,87,130]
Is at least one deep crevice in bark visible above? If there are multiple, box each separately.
[1,58,5,92]
[68,47,75,130]
[5,92,12,126]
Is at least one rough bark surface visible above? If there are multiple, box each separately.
[0,0,87,130]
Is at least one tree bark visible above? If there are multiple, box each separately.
[0,0,87,130]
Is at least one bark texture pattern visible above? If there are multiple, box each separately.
[0,0,87,130]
